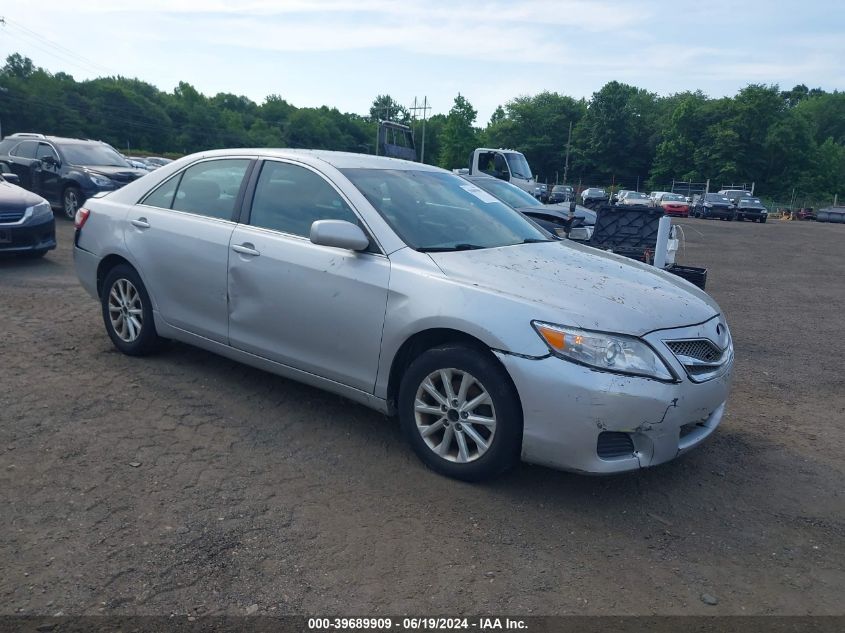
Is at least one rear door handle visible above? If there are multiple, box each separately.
[131,218,150,229]
[232,243,260,257]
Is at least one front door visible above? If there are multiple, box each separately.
[227,159,390,393]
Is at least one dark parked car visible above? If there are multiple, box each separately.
[548,184,574,203]
[580,187,609,206]
[692,193,736,220]
[464,175,596,239]
[735,197,768,222]
[0,133,148,220]
[0,173,56,257]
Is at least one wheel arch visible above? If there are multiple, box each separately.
[385,327,522,416]
[96,254,135,297]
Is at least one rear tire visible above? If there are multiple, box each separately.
[100,264,162,356]
[398,345,522,481]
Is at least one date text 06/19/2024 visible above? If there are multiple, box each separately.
[307,617,528,631]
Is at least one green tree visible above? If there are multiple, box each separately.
[438,94,478,169]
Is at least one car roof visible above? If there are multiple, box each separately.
[186,148,444,173]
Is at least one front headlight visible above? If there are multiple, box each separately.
[532,321,674,380]
[88,173,112,187]
[28,201,53,220]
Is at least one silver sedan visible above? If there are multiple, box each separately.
[73,150,733,480]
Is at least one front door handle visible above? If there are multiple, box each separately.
[232,243,260,257]
[131,218,150,229]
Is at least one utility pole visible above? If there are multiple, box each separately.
[409,96,431,163]
[562,120,572,185]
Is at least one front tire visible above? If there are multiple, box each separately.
[101,264,162,356]
[63,185,83,220]
[398,345,522,481]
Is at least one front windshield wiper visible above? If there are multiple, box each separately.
[418,243,486,252]
[521,238,552,244]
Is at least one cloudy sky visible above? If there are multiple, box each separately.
[1,0,842,122]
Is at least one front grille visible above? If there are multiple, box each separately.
[666,339,721,362]
[0,210,25,223]
[664,337,731,383]
[597,432,635,460]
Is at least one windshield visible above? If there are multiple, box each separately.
[60,143,130,167]
[662,194,685,202]
[504,153,532,180]
[627,192,649,199]
[705,194,731,202]
[739,199,763,207]
[341,169,550,251]
[469,177,542,208]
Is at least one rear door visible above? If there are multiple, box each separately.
[8,141,39,189]
[124,157,253,343]
[227,159,390,392]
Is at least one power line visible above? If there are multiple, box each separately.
[1,17,116,76]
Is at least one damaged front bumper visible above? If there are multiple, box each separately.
[496,318,733,474]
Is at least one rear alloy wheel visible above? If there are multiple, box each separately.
[101,264,162,356]
[63,186,83,220]
[399,345,522,481]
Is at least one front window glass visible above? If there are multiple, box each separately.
[60,143,130,167]
[470,177,542,208]
[341,169,550,251]
[249,161,359,237]
[36,143,59,161]
[504,153,532,179]
[662,193,685,202]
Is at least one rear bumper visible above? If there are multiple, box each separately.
[0,215,56,253]
[73,244,102,299]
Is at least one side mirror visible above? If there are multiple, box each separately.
[494,171,509,181]
[41,156,59,167]
[310,220,370,251]
[1,172,20,185]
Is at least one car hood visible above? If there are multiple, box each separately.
[0,180,46,211]
[523,203,597,225]
[427,241,720,336]
[77,165,149,182]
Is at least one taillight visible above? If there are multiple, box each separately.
[74,207,90,230]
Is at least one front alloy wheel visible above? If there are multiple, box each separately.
[399,345,522,481]
[414,368,496,464]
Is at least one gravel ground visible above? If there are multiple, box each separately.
[1,216,843,616]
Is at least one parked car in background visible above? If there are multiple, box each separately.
[615,189,633,204]
[0,133,149,219]
[581,187,608,205]
[144,157,173,168]
[548,184,574,203]
[735,197,768,223]
[618,191,651,206]
[656,193,690,217]
[719,189,751,203]
[0,174,56,257]
[126,156,156,171]
[649,191,670,204]
[74,149,732,480]
[464,175,596,239]
[534,183,549,203]
[692,193,736,220]
[797,207,816,221]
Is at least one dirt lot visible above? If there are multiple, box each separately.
[1,216,843,617]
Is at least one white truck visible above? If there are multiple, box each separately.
[466,148,539,197]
